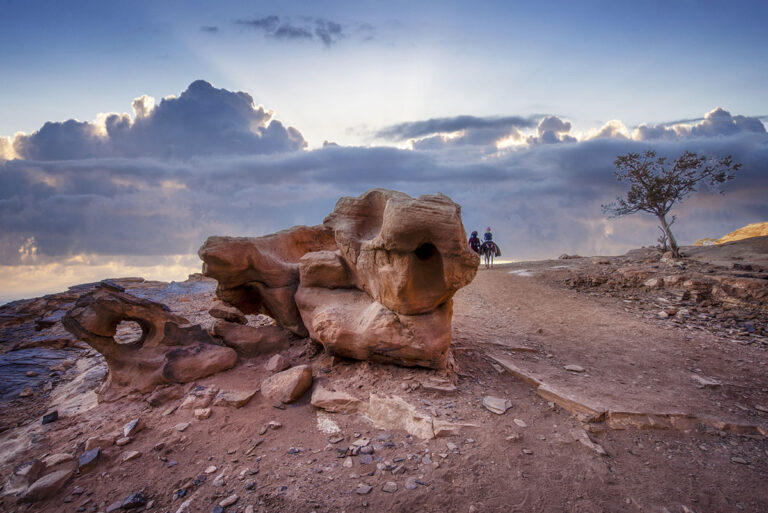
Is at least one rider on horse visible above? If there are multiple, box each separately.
[468,231,482,254]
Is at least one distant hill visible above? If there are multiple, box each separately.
[694,222,768,246]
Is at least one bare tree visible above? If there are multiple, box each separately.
[602,150,740,257]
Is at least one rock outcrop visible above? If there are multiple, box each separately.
[199,189,478,369]
[62,282,237,401]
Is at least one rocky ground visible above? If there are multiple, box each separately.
[1,238,767,513]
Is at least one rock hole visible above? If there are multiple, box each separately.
[414,243,437,261]
[114,320,143,345]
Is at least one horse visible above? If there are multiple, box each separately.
[481,241,501,269]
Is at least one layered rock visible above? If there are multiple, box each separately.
[199,189,478,369]
[198,225,336,336]
[62,283,237,401]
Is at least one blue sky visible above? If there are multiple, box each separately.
[1,0,767,302]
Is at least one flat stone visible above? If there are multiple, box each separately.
[123,418,145,437]
[213,389,258,408]
[382,481,398,493]
[20,469,74,502]
[219,494,239,507]
[311,385,362,413]
[78,448,100,472]
[482,396,512,414]
[194,408,212,420]
[564,365,585,373]
[356,484,373,495]
[122,450,142,462]
[43,453,74,467]
[42,411,59,424]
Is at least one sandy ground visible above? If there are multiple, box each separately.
[1,243,767,513]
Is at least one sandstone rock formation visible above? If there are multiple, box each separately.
[199,189,479,369]
[62,282,237,401]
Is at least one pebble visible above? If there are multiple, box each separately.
[382,481,398,493]
[194,408,211,420]
[122,451,142,462]
[219,494,239,507]
[175,422,191,432]
[123,418,144,437]
[42,411,59,424]
[356,484,373,495]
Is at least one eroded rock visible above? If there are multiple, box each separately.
[260,365,313,404]
[62,284,237,401]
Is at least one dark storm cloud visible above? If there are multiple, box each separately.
[11,80,306,160]
[2,94,766,269]
[236,15,344,47]
[376,115,538,141]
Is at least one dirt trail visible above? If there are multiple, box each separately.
[1,254,767,513]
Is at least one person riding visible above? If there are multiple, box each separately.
[468,230,481,253]
[484,227,493,242]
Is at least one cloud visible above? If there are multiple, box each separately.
[2,87,767,304]
[237,15,344,47]
[9,80,306,160]
[376,115,537,141]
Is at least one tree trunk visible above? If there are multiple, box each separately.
[658,214,679,257]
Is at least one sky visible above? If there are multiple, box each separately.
[1,0,767,303]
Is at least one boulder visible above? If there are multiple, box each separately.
[213,320,291,357]
[62,283,237,402]
[261,365,313,403]
[323,189,478,315]
[311,385,362,413]
[198,225,337,336]
[296,287,452,369]
[19,469,74,502]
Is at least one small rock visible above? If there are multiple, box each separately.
[175,422,191,432]
[564,364,585,373]
[382,481,398,493]
[513,419,528,428]
[43,453,74,467]
[78,448,100,472]
[122,450,142,462]
[116,437,132,447]
[219,494,239,507]
[121,491,147,508]
[356,484,373,495]
[19,469,74,502]
[265,354,291,373]
[123,418,145,437]
[42,411,59,424]
[194,408,212,420]
[482,396,513,414]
